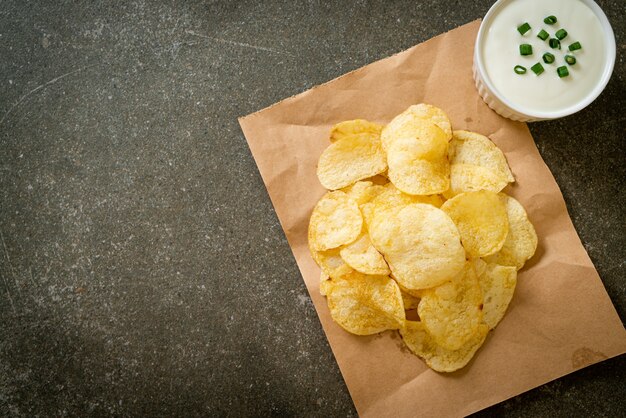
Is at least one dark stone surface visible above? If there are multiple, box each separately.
[0,0,623,416]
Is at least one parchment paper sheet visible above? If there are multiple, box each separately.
[238,20,626,417]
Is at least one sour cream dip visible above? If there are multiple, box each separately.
[474,0,616,121]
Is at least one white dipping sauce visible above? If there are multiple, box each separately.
[481,0,606,113]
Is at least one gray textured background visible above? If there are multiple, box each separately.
[0,1,624,416]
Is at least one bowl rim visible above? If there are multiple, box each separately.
[474,0,616,120]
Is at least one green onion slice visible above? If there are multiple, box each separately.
[519,44,533,56]
[569,41,582,51]
[565,55,577,65]
[542,52,555,64]
[517,22,531,35]
[549,38,561,49]
[537,29,549,41]
[531,62,545,75]
[557,66,569,78]
[514,65,527,74]
[544,15,557,25]
[555,29,568,40]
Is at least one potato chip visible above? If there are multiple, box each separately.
[417,262,484,350]
[443,164,509,199]
[381,106,451,195]
[441,190,508,258]
[341,181,385,206]
[311,247,354,279]
[317,133,387,190]
[330,119,383,142]
[484,194,538,270]
[326,273,405,335]
[478,263,517,329]
[387,138,450,195]
[381,108,449,151]
[449,130,515,183]
[308,191,363,251]
[369,203,465,290]
[400,321,489,373]
[340,232,390,275]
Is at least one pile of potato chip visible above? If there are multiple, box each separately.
[309,104,538,372]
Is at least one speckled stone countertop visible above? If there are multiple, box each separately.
[0,1,624,416]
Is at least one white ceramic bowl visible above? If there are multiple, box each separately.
[473,0,616,122]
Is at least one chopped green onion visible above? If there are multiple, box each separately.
[531,62,544,75]
[549,38,561,49]
[537,29,549,41]
[517,22,531,35]
[542,52,555,64]
[557,66,569,78]
[555,29,568,40]
[569,41,582,51]
[565,55,577,65]
[544,15,557,25]
[519,44,533,56]
[514,65,527,74]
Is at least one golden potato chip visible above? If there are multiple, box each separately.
[441,190,508,258]
[311,247,354,280]
[341,181,385,206]
[449,130,515,183]
[340,233,390,275]
[484,194,538,270]
[400,321,489,373]
[443,164,509,199]
[308,191,363,251]
[330,119,383,142]
[387,138,450,195]
[381,108,449,151]
[478,263,517,329]
[320,272,331,296]
[317,133,387,190]
[381,107,450,195]
[417,262,484,350]
[369,203,465,290]
[326,273,404,335]
[401,290,421,310]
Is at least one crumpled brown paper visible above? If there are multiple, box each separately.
[238,20,626,417]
